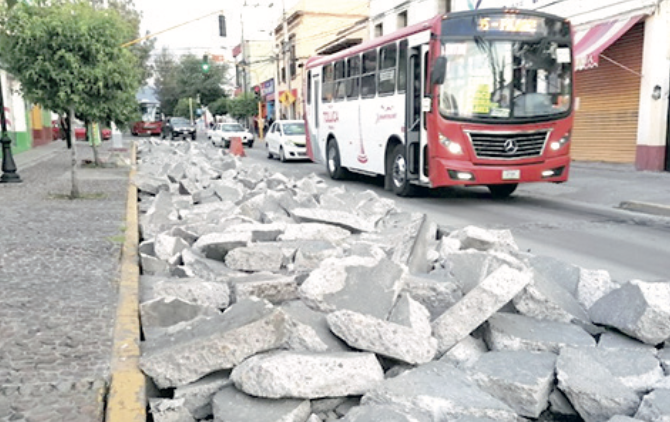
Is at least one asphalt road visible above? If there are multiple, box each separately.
[232,138,670,284]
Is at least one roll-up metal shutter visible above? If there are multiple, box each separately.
[572,22,644,163]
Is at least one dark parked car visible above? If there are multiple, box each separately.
[162,117,196,140]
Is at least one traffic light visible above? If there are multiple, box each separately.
[253,85,261,100]
[202,55,210,73]
[218,15,227,37]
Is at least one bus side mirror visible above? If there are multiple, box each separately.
[430,56,447,85]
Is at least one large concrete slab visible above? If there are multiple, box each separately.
[327,309,437,365]
[291,207,375,233]
[212,384,310,422]
[280,300,350,353]
[229,272,299,304]
[140,297,220,339]
[432,265,533,354]
[192,231,252,261]
[139,298,288,388]
[173,371,231,420]
[399,273,462,321]
[224,243,285,272]
[362,361,518,421]
[486,312,596,353]
[589,280,670,345]
[140,276,230,310]
[556,347,640,422]
[577,268,619,310]
[577,348,665,394]
[230,351,384,399]
[340,404,431,422]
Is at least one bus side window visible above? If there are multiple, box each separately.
[361,49,377,98]
[346,56,360,99]
[322,64,334,103]
[334,60,346,101]
[307,71,312,105]
[397,40,408,93]
[378,43,397,95]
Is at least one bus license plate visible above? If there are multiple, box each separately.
[502,169,520,180]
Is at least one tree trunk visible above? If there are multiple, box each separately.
[69,107,79,198]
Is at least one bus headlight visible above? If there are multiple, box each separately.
[550,132,571,151]
[440,135,463,155]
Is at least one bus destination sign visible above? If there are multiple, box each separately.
[477,16,541,34]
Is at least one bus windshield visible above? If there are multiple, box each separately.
[139,102,161,122]
[438,39,572,122]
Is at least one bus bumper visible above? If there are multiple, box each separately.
[431,156,570,187]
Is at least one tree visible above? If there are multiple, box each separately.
[208,97,229,117]
[0,1,141,197]
[173,97,199,120]
[153,47,179,116]
[227,93,258,120]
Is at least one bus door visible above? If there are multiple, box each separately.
[405,40,430,184]
[309,71,323,163]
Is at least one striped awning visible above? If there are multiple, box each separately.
[573,15,644,71]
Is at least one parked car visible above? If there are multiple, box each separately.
[52,120,111,141]
[163,117,196,140]
[210,122,254,148]
[265,120,307,162]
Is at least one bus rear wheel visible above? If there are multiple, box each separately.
[390,144,415,197]
[488,183,518,199]
[327,140,347,180]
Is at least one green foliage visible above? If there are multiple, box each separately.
[0,1,141,126]
[172,97,198,120]
[208,97,229,116]
[227,93,258,120]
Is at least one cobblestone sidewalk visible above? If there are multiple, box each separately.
[0,140,131,422]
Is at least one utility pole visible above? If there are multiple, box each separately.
[240,7,248,94]
[282,0,292,119]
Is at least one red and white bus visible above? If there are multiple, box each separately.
[303,8,574,198]
[131,100,163,137]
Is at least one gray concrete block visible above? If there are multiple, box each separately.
[598,331,658,354]
[486,312,596,353]
[388,293,432,338]
[292,240,344,272]
[231,351,384,399]
[225,243,285,272]
[590,280,670,345]
[166,161,187,183]
[141,277,230,310]
[154,233,190,261]
[211,384,310,422]
[292,207,375,233]
[439,335,489,369]
[139,298,288,388]
[211,182,245,203]
[148,398,195,422]
[549,387,577,416]
[432,265,533,355]
[469,350,557,418]
[442,250,525,294]
[223,222,286,242]
[140,297,220,334]
[178,178,199,196]
[660,347,670,374]
[299,256,404,319]
[192,231,252,261]
[230,272,299,304]
[280,300,350,353]
[278,223,351,243]
[578,348,664,394]
[340,404,431,422]
[362,361,518,421]
[528,255,581,295]
[141,253,171,275]
[399,273,462,321]
[134,173,170,195]
[173,371,231,420]
[447,225,518,252]
[327,309,437,365]
[606,417,644,422]
[556,347,640,422]
[577,268,619,310]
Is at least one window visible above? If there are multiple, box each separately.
[374,23,383,38]
[361,50,377,98]
[334,60,346,100]
[438,0,451,14]
[346,56,361,99]
[307,71,312,105]
[378,43,397,95]
[398,40,408,93]
[397,11,408,29]
[290,41,297,79]
[322,64,334,102]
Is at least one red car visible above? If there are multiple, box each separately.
[52,121,111,141]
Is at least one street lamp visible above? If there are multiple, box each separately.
[0,72,21,183]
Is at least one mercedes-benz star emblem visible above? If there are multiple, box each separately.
[503,139,518,155]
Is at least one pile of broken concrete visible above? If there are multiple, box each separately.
[133,139,670,422]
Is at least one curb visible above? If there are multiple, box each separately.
[106,141,146,422]
[618,200,670,218]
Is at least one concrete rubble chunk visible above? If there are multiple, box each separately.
[606,417,644,422]
[292,240,343,271]
[173,371,231,420]
[590,279,670,345]
[178,178,199,196]
[291,207,375,233]
[513,270,592,326]
[141,253,171,275]
[148,398,195,422]
[447,225,518,252]
[341,404,432,422]
[556,347,640,422]
[166,162,187,183]
[437,236,462,256]
[229,272,299,304]
[549,388,578,416]
[139,298,288,388]
[388,214,435,273]
[432,265,533,355]
[362,361,518,421]
[660,347,670,374]
[230,351,385,399]
[577,268,619,310]
[299,256,404,319]
[192,231,252,261]
[225,243,285,272]
[528,255,581,295]
[327,309,437,365]
[442,250,525,294]
[278,222,351,243]
[212,384,310,422]
[134,173,170,195]
[141,276,230,310]
[598,331,658,354]
[486,312,596,353]
[154,233,190,261]
[469,350,557,418]
[238,192,288,223]
[223,222,286,242]
[578,347,664,394]
[280,300,350,352]
[399,273,462,321]
[388,293,432,338]
[140,297,220,339]
[439,335,488,369]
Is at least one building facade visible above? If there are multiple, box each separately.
[1,70,48,156]
[369,0,670,171]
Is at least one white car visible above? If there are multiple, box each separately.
[265,120,308,162]
[210,122,254,148]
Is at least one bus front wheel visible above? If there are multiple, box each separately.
[488,183,518,199]
[327,140,347,180]
[390,144,415,197]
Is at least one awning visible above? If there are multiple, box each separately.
[573,15,644,71]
